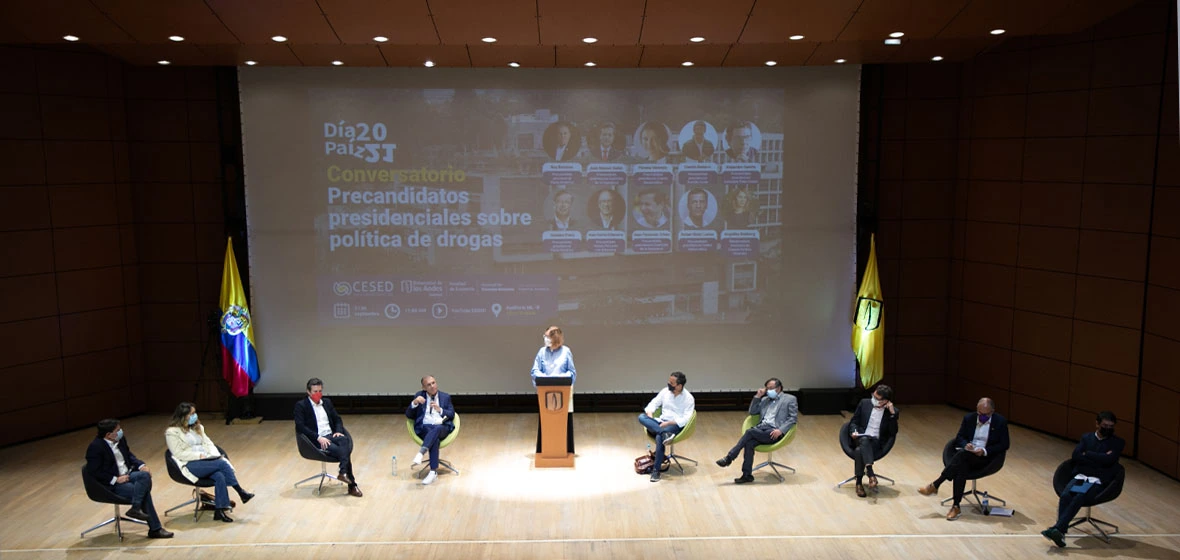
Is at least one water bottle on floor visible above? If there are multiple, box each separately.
[392,455,398,477]
[981,491,990,515]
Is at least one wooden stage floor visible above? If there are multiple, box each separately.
[3,405,1179,559]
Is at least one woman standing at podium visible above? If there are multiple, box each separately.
[531,325,577,453]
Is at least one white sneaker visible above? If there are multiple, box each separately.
[411,452,424,466]
[422,470,437,485]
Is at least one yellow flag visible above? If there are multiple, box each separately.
[852,234,884,389]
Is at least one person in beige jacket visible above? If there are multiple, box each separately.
[165,402,254,522]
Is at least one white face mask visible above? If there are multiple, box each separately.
[766,389,778,399]
[543,336,552,347]
[871,397,881,407]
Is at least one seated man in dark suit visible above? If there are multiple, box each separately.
[294,377,362,497]
[84,418,173,539]
[405,375,456,486]
[1041,411,1125,548]
[848,384,899,497]
[919,397,1009,520]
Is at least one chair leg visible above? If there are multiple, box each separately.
[82,504,146,540]
[940,479,1006,509]
[415,459,460,478]
[666,444,698,475]
[751,451,795,482]
[294,462,339,495]
[1069,506,1119,543]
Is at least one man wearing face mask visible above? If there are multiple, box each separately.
[1041,411,1125,548]
[639,372,695,482]
[918,397,1009,520]
[848,384,899,498]
[84,418,173,538]
[716,378,798,484]
[531,325,576,454]
[294,377,362,497]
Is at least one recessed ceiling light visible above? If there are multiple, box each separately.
[889,32,905,38]
[689,36,705,43]
[789,35,805,41]
[931,55,944,62]
[374,36,388,43]
[245,60,257,66]
[332,60,344,66]
[271,35,287,42]
[765,60,777,66]
[835,58,846,64]
[424,60,435,67]
[681,61,693,67]
[481,37,496,43]
[990,28,1006,35]
[169,35,184,42]
[584,61,596,67]
[157,60,171,65]
[884,38,901,45]
[582,37,597,44]
[508,62,520,67]
[63,35,79,42]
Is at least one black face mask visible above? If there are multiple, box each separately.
[1099,427,1115,438]
[667,383,676,392]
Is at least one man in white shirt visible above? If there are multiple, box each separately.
[919,397,1009,520]
[84,419,173,538]
[294,378,362,497]
[405,376,456,485]
[847,385,899,498]
[638,372,695,482]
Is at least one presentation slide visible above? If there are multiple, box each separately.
[240,67,861,395]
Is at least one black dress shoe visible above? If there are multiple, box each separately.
[213,509,234,523]
[147,528,174,539]
[734,474,755,484]
[348,484,364,498]
[715,457,732,467]
[238,491,255,504]
[125,507,149,522]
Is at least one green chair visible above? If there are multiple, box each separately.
[740,415,797,481]
[405,413,461,478]
[643,409,699,473]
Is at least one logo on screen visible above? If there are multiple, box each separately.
[401,280,414,294]
[333,303,351,319]
[431,303,448,319]
[545,391,563,411]
[333,282,352,296]
[384,303,401,319]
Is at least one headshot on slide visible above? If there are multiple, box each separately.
[546,188,578,231]
[723,121,761,163]
[632,188,670,229]
[589,121,623,162]
[543,121,579,162]
[634,121,672,163]
[678,120,717,162]
[679,187,717,229]
[588,188,626,230]
[723,188,760,229]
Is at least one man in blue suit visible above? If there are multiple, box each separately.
[84,419,173,538]
[406,375,455,485]
[919,397,1010,520]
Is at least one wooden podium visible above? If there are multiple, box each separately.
[535,376,574,468]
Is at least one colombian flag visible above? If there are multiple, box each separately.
[219,238,259,397]
[851,234,884,389]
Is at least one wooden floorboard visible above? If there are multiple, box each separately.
[4,405,1179,559]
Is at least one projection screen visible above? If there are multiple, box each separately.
[239,66,861,395]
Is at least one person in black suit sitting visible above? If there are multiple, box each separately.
[847,384,899,498]
[84,418,173,538]
[918,397,1010,520]
[294,377,362,497]
[1040,411,1125,548]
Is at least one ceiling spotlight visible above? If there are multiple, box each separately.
[63,35,79,42]
[931,55,944,61]
[835,58,846,64]
[582,37,597,44]
[508,62,520,67]
[373,36,388,42]
[245,60,257,66]
[765,60,777,66]
[424,60,435,67]
[884,38,901,45]
[689,36,705,43]
[584,61,596,67]
[990,28,1006,35]
[789,35,805,41]
[889,32,905,38]
[332,60,344,66]
[481,37,496,43]
[271,35,287,42]
[168,35,184,42]
[157,60,171,65]
[681,61,693,67]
